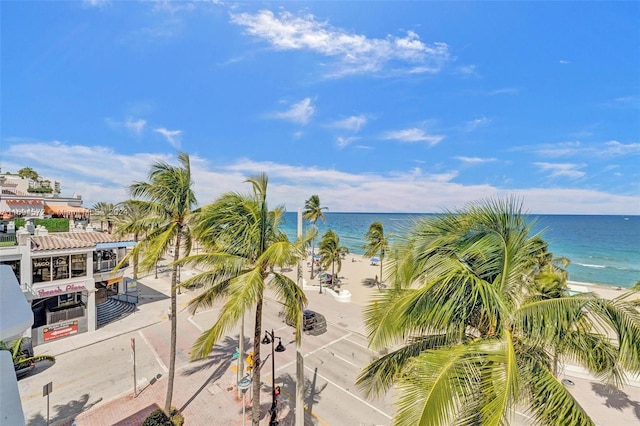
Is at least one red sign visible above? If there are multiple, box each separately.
[43,320,78,341]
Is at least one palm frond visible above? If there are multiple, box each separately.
[190,266,265,360]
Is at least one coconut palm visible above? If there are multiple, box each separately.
[91,201,117,233]
[357,197,640,426]
[121,152,197,416]
[362,221,391,289]
[303,195,328,279]
[113,199,154,280]
[317,230,349,294]
[179,173,309,426]
[0,337,55,377]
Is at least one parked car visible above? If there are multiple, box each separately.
[284,309,317,331]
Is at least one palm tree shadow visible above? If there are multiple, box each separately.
[27,393,103,426]
[251,370,328,426]
[362,277,382,289]
[590,382,640,419]
[178,335,249,413]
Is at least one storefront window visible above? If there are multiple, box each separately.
[59,292,81,306]
[0,260,20,282]
[70,254,87,278]
[53,256,69,281]
[32,258,51,283]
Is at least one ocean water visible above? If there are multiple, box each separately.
[281,212,640,289]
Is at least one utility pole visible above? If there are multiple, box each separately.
[296,208,305,426]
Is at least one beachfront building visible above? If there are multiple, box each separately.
[1,172,142,346]
[0,173,90,222]
[0,221,137,346]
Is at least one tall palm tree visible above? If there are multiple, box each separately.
[362,221,391,289]
[91,201,117,233]
[180,173,309,426]
[357,197,640,426]
[303,195,328,279]
[317,230,349,294]
[113,199,154,280]
[121,152,197,416]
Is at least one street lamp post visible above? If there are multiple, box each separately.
[262,329,286,426]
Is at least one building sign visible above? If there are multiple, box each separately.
[36,282,86,298]
[43,320,78,341]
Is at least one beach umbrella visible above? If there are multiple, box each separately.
[318,272,332,282]
[370,257,380,264]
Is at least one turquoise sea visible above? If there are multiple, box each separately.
[281,213,640,289]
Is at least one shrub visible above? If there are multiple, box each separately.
[142,409,171,426]
[142,408,184,426]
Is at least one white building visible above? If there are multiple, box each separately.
[1,225,136,346]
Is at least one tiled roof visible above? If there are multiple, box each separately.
[30,232,135,251]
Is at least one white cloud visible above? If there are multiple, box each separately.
[463,116,490,132]
[271,98,315,124]
[602,141,640,156]
[154,127,183,148]
[231,10,450,77]
[384,128,444,146]
[532,141,583,158]
[336,136,358,148]
[1,140,637,214]
[83,0,110,7]
[455,156,497,164]
[559,60,570,64]
[105,116,146,137]
[534,162,586,179]
[331,115,367,132]
[124,117,146,136]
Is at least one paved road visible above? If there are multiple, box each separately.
[18,286,395,426]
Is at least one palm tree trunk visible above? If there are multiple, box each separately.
[164,236,181,416]
[310,240,315,279]
[379,257,383,289]
[132,232,139,280]
[251,297,264,426]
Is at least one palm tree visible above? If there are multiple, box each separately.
[91,201,117,233]
[121,152,197,416]
[357,197,640,426]
[317,230,349,294]
[362,221,391,289]
[180,173,309,426]
[303,195,328,279]
[113,199,154,280]
[0,337,55,377]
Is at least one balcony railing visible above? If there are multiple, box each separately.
[94,259,116,272]
[46,304,85,323]
[0,234,17,247]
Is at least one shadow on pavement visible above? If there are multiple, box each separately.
[267,370,327,425]
[113,403,162,426]
[591,382,640,419]
[177,336,239,413]
[27,393,102,426]
[135,282,169,306]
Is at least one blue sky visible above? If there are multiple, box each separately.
[2,1,639,214]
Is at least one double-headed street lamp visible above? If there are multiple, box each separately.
[262,329,286,426]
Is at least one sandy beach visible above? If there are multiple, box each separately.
[286,254,635,307]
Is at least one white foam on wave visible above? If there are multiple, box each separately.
[575,263,606,269]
